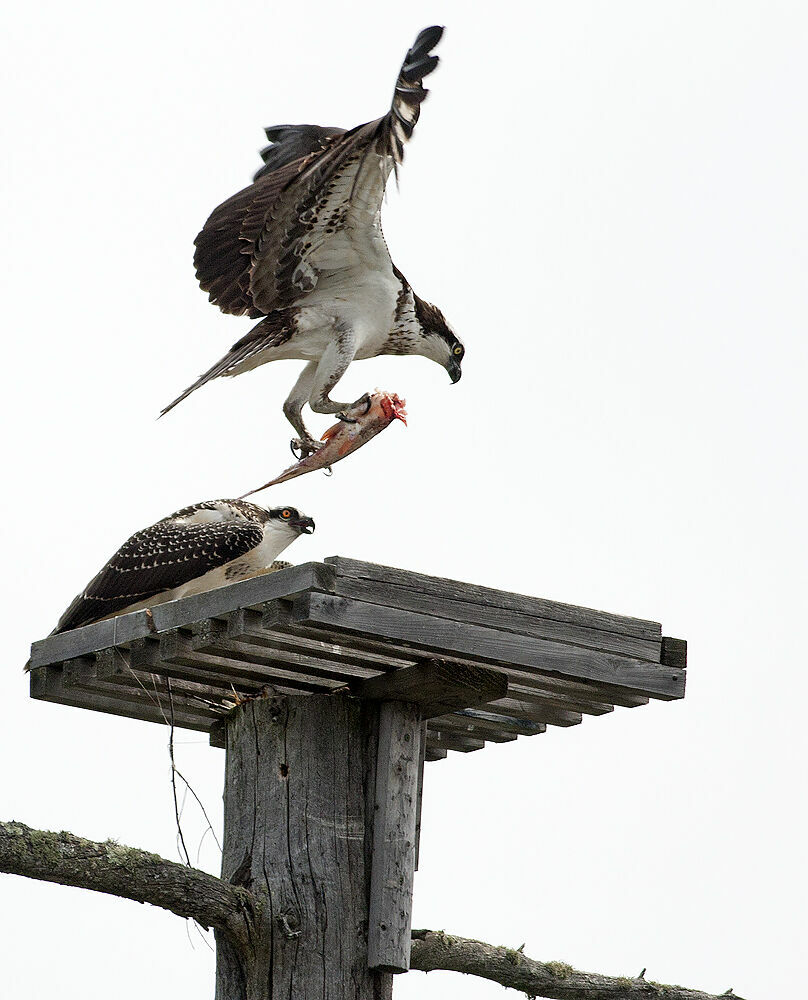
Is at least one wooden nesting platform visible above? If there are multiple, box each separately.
[28,557,687,760]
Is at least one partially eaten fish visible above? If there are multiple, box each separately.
[240,391,407,498]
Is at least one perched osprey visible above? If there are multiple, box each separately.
[53,500,314,633]
[162,25,464,455]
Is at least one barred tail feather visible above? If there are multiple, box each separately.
[159,340,261,417]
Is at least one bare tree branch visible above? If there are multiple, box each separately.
[409,929,747,1000]
[0,820,254,948]
[0,821,748,999]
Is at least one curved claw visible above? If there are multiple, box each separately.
[290,436,322,460]
[337,394,372,424]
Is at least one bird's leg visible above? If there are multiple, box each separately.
[307,335,368,421]
[283,362,322,457]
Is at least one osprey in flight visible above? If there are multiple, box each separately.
[53,500,315,633]
[162,25,464,455]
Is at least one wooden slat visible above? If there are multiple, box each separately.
[28,563,332,669]
[231,606,414,671]
[64,654,228,723]
[662,637,688,668]
[425,726,487,753]
[451,709,545,737]
[368,703,421,973]
[326,575,661,661]
[101,637,267,698]
[290,593,685,700]
[69,650,223,705]
[414,721,427,870]
[326,557,662,640]
[29,662,214,733]
[352,659,508,719]
[192,617,381,685]
[148,562,334,632]
[160,630,345,694]
[253,606,654,708]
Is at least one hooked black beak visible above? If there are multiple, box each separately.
[448,360,462,384]
[291,516,315,534]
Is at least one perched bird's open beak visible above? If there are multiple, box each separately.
[291,516,316,534]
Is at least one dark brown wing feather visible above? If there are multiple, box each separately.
[54,513,264,633]
[194,160,309,318]
[193,26,443,319]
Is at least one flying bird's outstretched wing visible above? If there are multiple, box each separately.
[54,509,264,633]
[193,25,444,319]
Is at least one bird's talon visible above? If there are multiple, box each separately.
[290,437,322,459]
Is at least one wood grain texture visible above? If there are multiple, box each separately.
[352,659,508,719]
[217,693,392,999]
[28,556,686,759]
[662,636,688,668]
[28,563,330,669]
[326,574,661,660]
[29,662,214,733]
[290,593,685,700]
[368,703,421,973]
[325,557,662,640]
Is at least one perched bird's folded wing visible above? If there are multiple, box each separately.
[193,26,443,319]
[54,518,264,634]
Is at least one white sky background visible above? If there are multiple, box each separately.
[1,1,806,996]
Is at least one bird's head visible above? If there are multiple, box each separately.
[414,295,464,384]
[267,506,316,537]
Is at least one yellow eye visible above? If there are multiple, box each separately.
[281,509,292,519]
[453,345,463,356]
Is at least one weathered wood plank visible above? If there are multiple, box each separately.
[218,693,392,998]
[352,659,508,719]
[505,681,614,716]
[425,727,486,753]
[99,637,265,699]
[325,557,662,640]
[72,650,233,719]
[149,562,333,632]
[291,593,686,700]
[29,663,214,733]
[160,630,345,694]
[414,721,427,870]
[429,712,521,744]
[662,637,688,668]
[257,609,654,708]
[325,575,661,661]
[28,563,332,670]
[368,703,421,973]
[193,617,381,684]
[481,693,582,728]
[28,613,149,670]
[451,709,545,737]
[424,746,448,762]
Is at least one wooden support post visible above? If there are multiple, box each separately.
[368,702,421,973]
[216,692,393,1000]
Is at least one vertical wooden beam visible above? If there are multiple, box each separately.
[368,702,421,973]
[414,720,427,871]
[215,692,393,1000]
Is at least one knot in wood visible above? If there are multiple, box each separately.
[277,910,301,939]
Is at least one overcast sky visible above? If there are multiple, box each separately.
[2,2,806,997]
